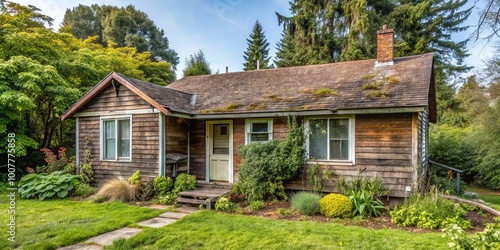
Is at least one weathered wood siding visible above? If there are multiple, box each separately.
[165,116,188,175]
[285,113,416,197]
[189,120,206,180]
[76,84,159,184]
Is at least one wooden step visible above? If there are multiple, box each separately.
[177,197,217,209]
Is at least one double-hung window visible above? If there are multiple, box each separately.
[245,119,273,144]
[307,117,354,161]
[102,117,131,161]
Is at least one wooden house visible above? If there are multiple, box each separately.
[62,26,436,197]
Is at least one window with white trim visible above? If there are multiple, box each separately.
[245,119,273,144]
[101,117,131,160]
[307,117,354,161]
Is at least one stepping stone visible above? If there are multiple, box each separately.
[176,205,200,214]
[58,244,102,250]
[137,217,177,228]
[159,212,189,219]
[84,227,142,246]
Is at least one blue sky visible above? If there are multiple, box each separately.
[12,0,496,79]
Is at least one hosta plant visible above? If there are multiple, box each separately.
[18,171,80,200]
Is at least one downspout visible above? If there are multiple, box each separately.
[159,113,166,176]
[75,117,80,175]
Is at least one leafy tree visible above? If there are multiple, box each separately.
[183,50,212,77]
[243,20,272,70]
[472,0,500,41]
[61,4,179,74]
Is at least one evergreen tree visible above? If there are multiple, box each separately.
[275,29,297,67]
[243,20,272,70]
[183,50,211,76]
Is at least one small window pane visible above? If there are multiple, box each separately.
[329,140,349,160]
[220,126,228,136]
[251,122,268,133]
[309,119,327,160]
[250,133,269,142]
[104,121,115,159]
[118,120,130,158]
[330,119,348,139]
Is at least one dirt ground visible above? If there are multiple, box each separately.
[241,200,497,233]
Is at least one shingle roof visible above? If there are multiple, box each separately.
[167,53,435,119]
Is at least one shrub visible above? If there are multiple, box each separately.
[390,190,471,229]
[18,171,80,200]
[278,208,292,216]
[237,116,305,202]
[319,193,352,218]
[249,200,266,212]
[215,196,238,212]
[156,193,178,205]
[74,183,96,197]
[431,175,466,195]
[174,173,197,192]
[154,176,174,196]
[138,180,155,201]
[338,175,388,199]
[37,147,70,173]
[349,190,386,218]
[442,218,500,250]
[291,192,321,216]
[128,171,141,185]
[93,178,137,202]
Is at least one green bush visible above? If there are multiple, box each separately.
[431,175,467,195]
[319,193,352,218]
[237,116,305,202]
[215,196,238,212]
[249,200,266,212]
[174,173,197,192]
[74,183,96,197]
[154,176,174,196]
[128,170,141,185]
[338,175,388,199]
[156,193,178,205]
[349,190,386,218]
[390,191,471,229]
[18,171,80,200]
[138,180,155,201]
[291,192,321,216]
[442,218,500,250]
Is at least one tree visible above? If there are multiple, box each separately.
[61,4,179,74]
[243,20,272,70]
[472,0,500,41]
[183,50,211,77]
[275,29,297,68]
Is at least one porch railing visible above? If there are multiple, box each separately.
[429,160,464,194]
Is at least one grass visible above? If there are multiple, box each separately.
[106,210,449,250]
[0,192,164,250]
[466,186,500,211]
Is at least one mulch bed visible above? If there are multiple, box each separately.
[239,200,497,233]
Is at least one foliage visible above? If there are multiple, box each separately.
[78,137,93,184]
[432,175,467,195]
[138,180,155,201]
[94,177,137,202]
[61,4,179,72]
[128,170,141,185]
[18,171,80,200]
[74,183,96,197]
[249,200,266,212]
[183,50,211,76]
[348,190,386,219]
[319,193,352,218]
[390,190,471,229]
[215,196,239,213]
[243,20,272,70]
[338,175,389,199]
[442,218,500,250]
[291,191,321,216]
[156,192,178,205]
[0,191,163,249]
[153,176,174,196]
[236,116,305,201]
[173,173,197,192]
[37,147,70,173]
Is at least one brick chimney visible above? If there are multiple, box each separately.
[376,24,394,65]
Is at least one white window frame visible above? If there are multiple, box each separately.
[305,116,355,163]
[245,118,273,144]
[100,115,132,161]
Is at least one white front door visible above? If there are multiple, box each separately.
[207,121,232,182]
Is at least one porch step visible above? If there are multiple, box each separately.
[176,185,231,210]
[177,197,218,209]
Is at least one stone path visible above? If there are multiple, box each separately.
[58,205,198,250]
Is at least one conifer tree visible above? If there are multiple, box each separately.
[243,20,272,70]
[183,50,211,76]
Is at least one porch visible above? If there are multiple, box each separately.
[176,181,232,209]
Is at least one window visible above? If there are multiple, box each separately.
[245,119,273,144]
[101,117,131,160]
[307,117,354,161]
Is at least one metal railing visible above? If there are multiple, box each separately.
[429,160,464,194]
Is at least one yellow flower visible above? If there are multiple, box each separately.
[339,242,343,247]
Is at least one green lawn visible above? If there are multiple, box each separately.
[466,186,500,210]
[0,193,164,250]
[106,210,449,250]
